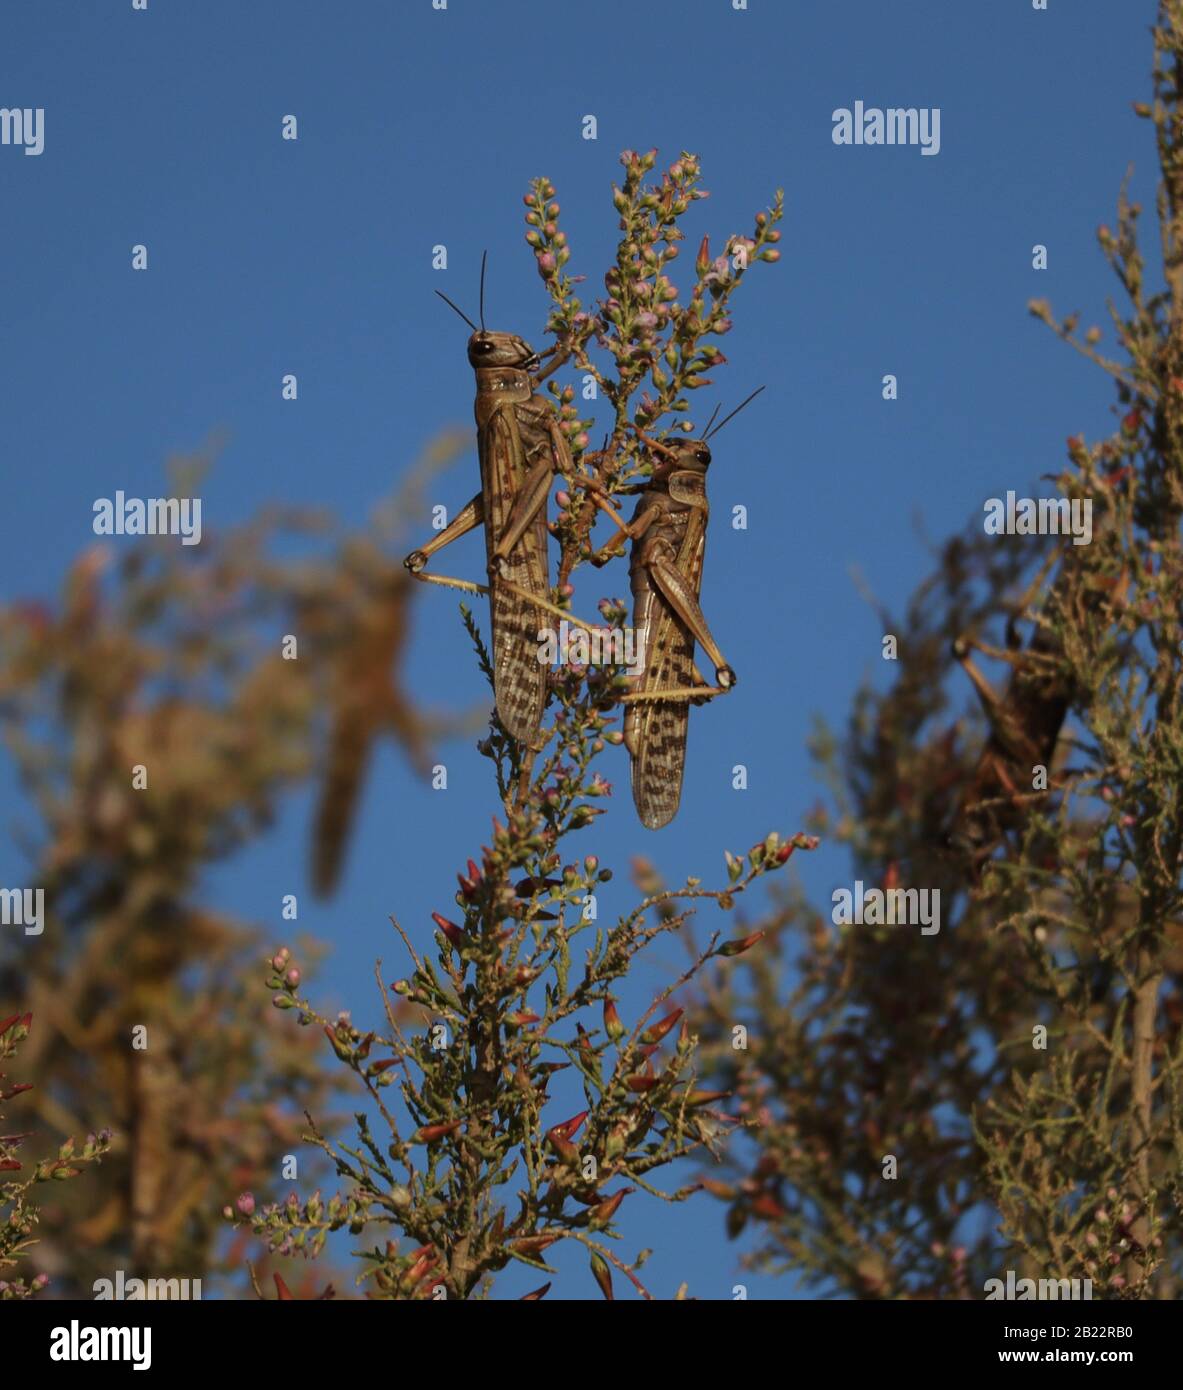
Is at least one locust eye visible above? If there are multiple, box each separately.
[695,448,711,466]
[473,338,494,354]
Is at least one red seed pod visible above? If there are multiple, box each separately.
[589,1187,633,1225]
[685,1088,729,1107]
[406,1250,438,1285]
[415,1120,462,1143]
[603,998,626,1042]
[640,1007,683,1046]
[549,1133,580,1166]
[548,1110,588,1142]
[590,1251,614,1301]
[431,912,464,948]
[625,1074,660,1093]
[511,1233,563,1256]
[520,1282,552,1301]
[717,931,764,958]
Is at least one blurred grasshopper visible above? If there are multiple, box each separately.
[586,390,763,828]
[404,257,572,743]
[947,543,1126,865]
[947,620,1072,864]
[310,548,430,897]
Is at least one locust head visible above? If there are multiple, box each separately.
[466,329,540,372]
[641,386,764,499]
[647,438,712,505]
[435,254,541,373]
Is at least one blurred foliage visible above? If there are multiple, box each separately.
[691,1,1183,1301]
[0,432,466,1295]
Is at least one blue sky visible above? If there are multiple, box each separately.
[0,0,1157,1299]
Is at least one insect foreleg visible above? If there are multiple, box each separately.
[589,503,661,568]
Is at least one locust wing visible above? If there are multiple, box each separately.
[625,504,707,829]
[481,404,549,742]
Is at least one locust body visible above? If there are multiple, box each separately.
[404,322,570,744]
[947,541,1126,864]
[947,623,1072,859]
[599,441,736,829]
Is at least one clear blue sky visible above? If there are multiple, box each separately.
[0,0,1155,1299]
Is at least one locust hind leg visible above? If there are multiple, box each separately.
[647,558,738,690]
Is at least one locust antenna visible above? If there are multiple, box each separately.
[702,403,722,437]
[435,290,478,332]
[705,385,766,439]
[479,250,487,332]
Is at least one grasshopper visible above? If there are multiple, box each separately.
[585,391,763,828]
[946,540,1127,866]
[403,257,573,743]
[308,545,431,896]
[947,620,1072,863]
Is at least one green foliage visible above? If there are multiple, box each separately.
[0,1013,111,1299]
[235,151,811,1300]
